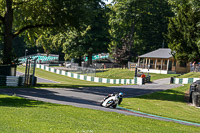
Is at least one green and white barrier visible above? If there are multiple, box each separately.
[171,77,200,84]
[0,76,24,87]
[6,76,19,86]
[36,64,146,85]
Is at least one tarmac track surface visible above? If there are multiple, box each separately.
[2,83,199,127]
[16,72,59,83]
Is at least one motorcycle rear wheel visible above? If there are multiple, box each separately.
[112,104,117,108]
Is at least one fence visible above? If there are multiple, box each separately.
[44,63,96,77]
[190,64,200,72]
[69,65,96,77]
[128,62,137,70]
[19,53,59,64]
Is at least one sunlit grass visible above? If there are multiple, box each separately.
[121,84,200,123]
[178,72,200,78]
[96,68,179,81]
[0,94,199,132]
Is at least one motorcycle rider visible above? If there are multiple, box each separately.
[118,92,123,105]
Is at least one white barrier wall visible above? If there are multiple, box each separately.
[36,64,148,85]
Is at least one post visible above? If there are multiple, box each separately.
[25,49,28,60]
[155,59,157,69]
[167,59,169,71]
[149,59,150,68]
[148,64,150,76]
[138,58,140,68]
[27,58,31,85]
[145,58,148,68]
[135,64,138,77]
[31,57,38,86]
[161,59,163,70]
[24,57,29,85]
[143,59,145,68]
[94,63,96,77]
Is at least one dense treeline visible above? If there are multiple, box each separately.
[0,0,199,65]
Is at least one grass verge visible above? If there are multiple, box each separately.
[0,94,199,132]
[96,68,178,81]
[121,84,200,124]
[178,72,200,78]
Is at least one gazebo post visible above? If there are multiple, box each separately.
[146,58,148,68]
[143,58,145,68]
[167,59,169,71]
[149,59,150,68]
[161,59,163,70]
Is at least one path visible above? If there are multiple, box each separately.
[151,78,171,84]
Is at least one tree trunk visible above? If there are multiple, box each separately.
[3,0,13,64]
[87,51,92,67]
[78,56,82,66]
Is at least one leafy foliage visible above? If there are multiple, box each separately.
[167,0,200,62]
[61,5,111,65]
[109,0,172,63]
[32,1,110,66]
[0,0,104,64]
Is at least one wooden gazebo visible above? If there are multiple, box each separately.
[137,48,190,74]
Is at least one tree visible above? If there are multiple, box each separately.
[112,35,131,67]
[55,2,111,66]
[167,0,200,62]
[0,0,101,64]
[109,0,172,63]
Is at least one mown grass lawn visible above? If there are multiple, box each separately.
[17,66,119,88]
[178,72,200,78]
[96,68,179,81]
[0,94,199,132]
[121,84,200,124]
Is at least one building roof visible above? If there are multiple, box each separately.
[139,48,172,59]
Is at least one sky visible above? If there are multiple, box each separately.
[104,0,112,4]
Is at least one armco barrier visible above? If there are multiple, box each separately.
[171,77,200,84]
[36,64,146,85]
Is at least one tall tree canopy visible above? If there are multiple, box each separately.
[109,0,172,63]
[167,0,200,62]
[0,0,101,64]
[37,2,110,66]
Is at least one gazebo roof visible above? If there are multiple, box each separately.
[139,48,172,59]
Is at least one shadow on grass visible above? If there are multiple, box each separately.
[35,83,117,88]
[0,96,49,107]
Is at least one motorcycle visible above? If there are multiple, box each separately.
[100,92,123,108]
